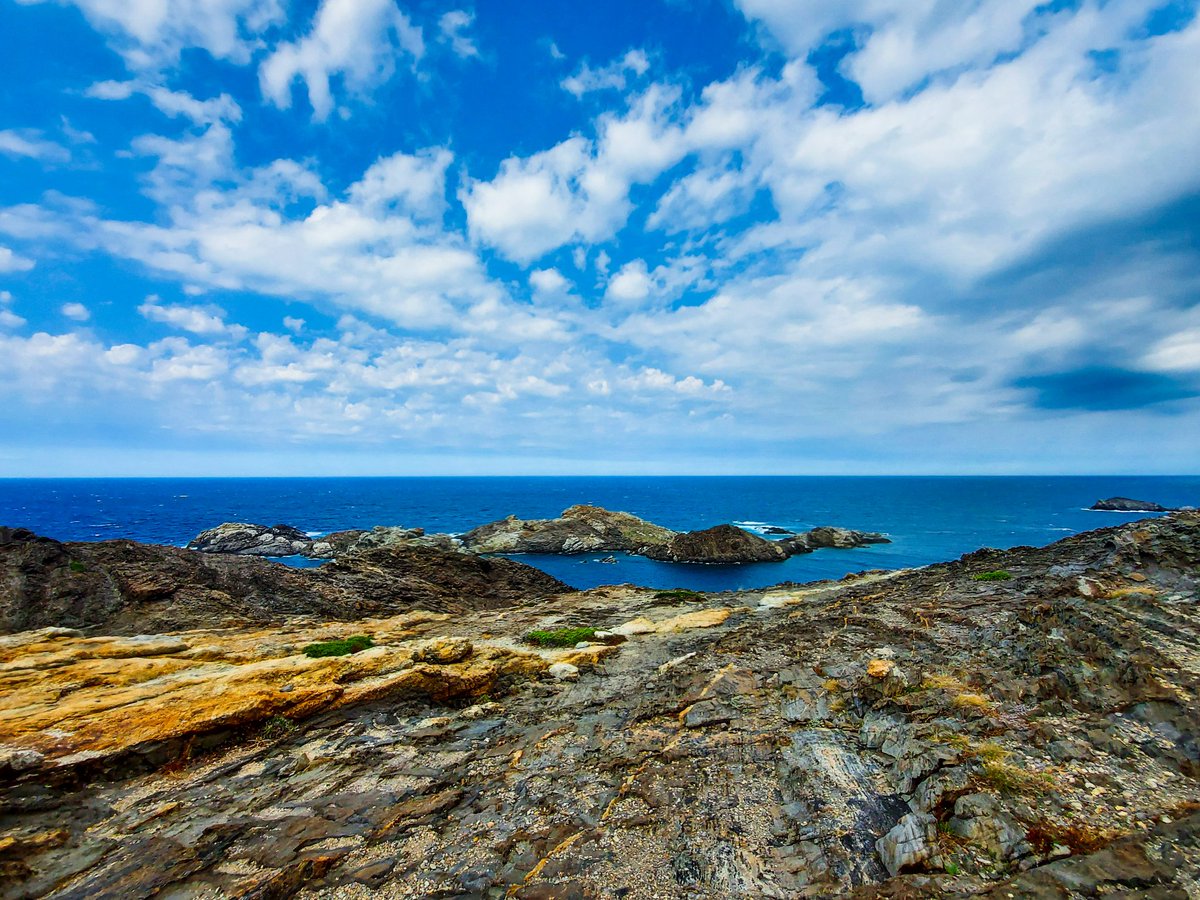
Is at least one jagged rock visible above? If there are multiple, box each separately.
[642,524,789,563]
[1090,497,1172,512]
[946,793,1031,859]
[461,504,677,554]
[876,812,937,876]
[548,662,580,681]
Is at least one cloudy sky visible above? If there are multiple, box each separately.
[0,0,1197,475]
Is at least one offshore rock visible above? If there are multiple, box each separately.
[461,504,678,554]
[1090,496,1172,512]
[780,526,891,554]
[642,523,789,563]
[187,522,311,556]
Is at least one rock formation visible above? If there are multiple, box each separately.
[0,526,569,635]
[188,522,464,558]
[461,504,678,554]
[2,514,1199,896]
[641,523,789,563]
[1090,496,1173,512]
[780,525,891,554]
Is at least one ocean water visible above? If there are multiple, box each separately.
[0,476,1195,592]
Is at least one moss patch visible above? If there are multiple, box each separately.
[972,570,1012,581]
[653,588,704,602]
[525,627,597,647]
[302,635,374,658]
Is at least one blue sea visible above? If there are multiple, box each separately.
[0,477,1195,592]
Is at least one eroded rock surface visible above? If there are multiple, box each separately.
[2,514,1200,898]
[461,504,679,554]
[642,523,789,563]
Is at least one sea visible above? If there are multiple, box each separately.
[0,476,1195,592]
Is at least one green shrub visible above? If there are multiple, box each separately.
[68,560,86,573]
[260,715,298,740]
[524,627,597,647]
[944,861,961,876]
[972,570,1012,581]
[303,634,374,658]
[653,588,703,601]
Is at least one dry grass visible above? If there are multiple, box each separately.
[952,692,995,713]
[922,673,968,692]
[1105,587,1157,599]
[980,760,1056,796]
[823,678,841,693]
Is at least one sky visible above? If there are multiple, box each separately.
[0,0,1198,476]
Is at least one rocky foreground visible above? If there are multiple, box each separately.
[1,515,1199,898]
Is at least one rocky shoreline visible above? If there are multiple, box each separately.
[1,514,1198,897]
[189,504,891,566]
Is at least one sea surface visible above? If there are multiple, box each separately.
[0,476,1195,592]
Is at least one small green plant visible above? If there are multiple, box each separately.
[68,560,86,573]
[260,715,298,740]
[972,570,1012,581]
[944,861,961,876]
[653,588,703,602]
[303,634,374,658]
[524,627,597,647]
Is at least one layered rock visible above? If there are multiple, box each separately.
[1090,496,1173,512]
[5,515,1199,897]
[188,522,464,558]
[641,523,789,563]
[461,504,678,554]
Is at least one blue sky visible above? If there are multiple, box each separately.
[0,0,1198,476]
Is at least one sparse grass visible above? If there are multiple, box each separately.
[980,760,1055,796]
[972,570,1012,581]
[823,678,841,693]
[524,626,597,648]
[260,715,298,740]
[933,731,972,751]
[975,741,1010,762]
[952,692,995,713]
[1025,820,1116,854]
[653,589,703,602]
[68,560,86,573]
[302,634,374,658]
[923,673,968,692]
[1105,587,1157,599]
[944,861,961,876]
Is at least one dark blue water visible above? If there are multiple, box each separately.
[0,477,1194,591]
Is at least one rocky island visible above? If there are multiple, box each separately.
[190,505,891,565]
[1,513,1198,897]
[1090,497,1175,513]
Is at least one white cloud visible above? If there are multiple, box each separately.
[438,10,479,58]
[61,302,91,321]
[347,148,450,219]
[1142,329,1200,373]
[17,0,286,68]
[462,86,686,262]
[139,298,247,339]
[0,246,35,272]
[605,259,653,305]
[0,129,69,162]
[561,49,650,98]
[530,268,571,297]
[283,316,305,333]
[259,0,423,121]
[86,80,242,125]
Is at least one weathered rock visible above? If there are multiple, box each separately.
[462,504,678,554]
[947,793,1031,860]
[876,812,937,876]
[642,524,789,563]
[1090,496,1172,512]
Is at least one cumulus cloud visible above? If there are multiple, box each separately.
[61,302,90,321]
[86,80,242,125]
[259,0,423,120]
[139,298,247,339]
[0,246,35,272]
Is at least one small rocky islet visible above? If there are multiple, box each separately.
[188,504,891,564]
[0,512,1198,897]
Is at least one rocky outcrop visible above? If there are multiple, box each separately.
[187,522,312,556]
[781,525,891,554]
[0,527,570,635]
[4,514,1200,898]
[642,523,789,563]
[188,522,464,558]
[1090,496,1173,512]
[461,504,678,554]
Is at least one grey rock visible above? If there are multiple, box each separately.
[876,812,937,876]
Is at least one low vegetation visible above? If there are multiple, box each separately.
[980,760,1056,796]
[972,570,1013,581]
[68,560,86,573]
[260,715,298,740]
[653,588,704,601]
[302,634,374,658]
[524,626,597,647]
